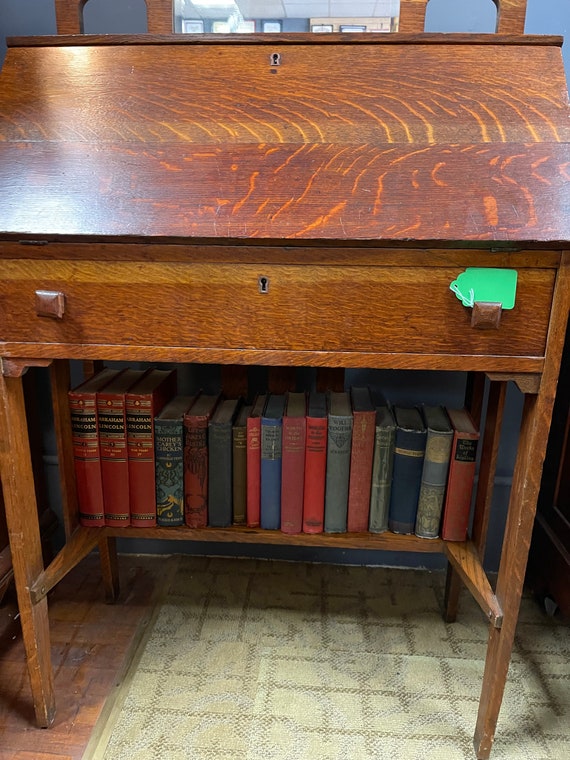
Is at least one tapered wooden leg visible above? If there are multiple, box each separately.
[99,536,120,602]
[475,256,569,756]
[471,382,508,555]
[443,568,463,622]
[0,369,55,726]
[474,392,551,758]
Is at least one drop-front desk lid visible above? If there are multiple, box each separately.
[0,33,569,245]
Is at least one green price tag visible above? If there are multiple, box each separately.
[449,268,517,309]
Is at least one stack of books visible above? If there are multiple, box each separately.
[69,369,480,541]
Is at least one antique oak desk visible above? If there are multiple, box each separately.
[0,6,569,758]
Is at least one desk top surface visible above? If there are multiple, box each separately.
[1,34,569,247]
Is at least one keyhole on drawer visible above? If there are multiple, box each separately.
[258,275,270,293]
[270,52,281,66]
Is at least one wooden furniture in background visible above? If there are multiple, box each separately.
[527,321,570,620]
[55,0,173,33]
[0,2,569,758]
[54,0,528,35]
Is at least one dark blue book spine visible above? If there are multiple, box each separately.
[388,427,426,534]
[260,417,283,529]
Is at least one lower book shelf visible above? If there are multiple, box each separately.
[32,523,503,628]
[107,523,446,551]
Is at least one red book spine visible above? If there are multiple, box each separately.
[127,377,175,527]
[441,432,479,541]
[98,395,131,527]
[347,409,376,532]
[302,416,327,533]
[281,415,306,534]
[69,390,105,527]
[184,417,209,528]
[246,416,262,527]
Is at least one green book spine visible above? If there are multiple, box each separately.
[155,395,195,527]
[155,418,185,526]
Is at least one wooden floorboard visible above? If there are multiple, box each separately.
[0,553,163,760]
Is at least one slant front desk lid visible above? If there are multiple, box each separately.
[1,34,570,245]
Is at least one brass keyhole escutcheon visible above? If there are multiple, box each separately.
[258,276,269,293]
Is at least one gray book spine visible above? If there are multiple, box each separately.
[208,424,233,527]
[324,416,353,533]
[369,424,396,533]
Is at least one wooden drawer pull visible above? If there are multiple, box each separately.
[471,301,502,329]
[35,290,65,319]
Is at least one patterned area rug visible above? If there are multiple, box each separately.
[85,556,570,760]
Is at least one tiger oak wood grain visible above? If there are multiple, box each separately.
[0,38,569,243]
[1,14,569,759]
[0,261,556,359]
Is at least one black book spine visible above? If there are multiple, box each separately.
[208,423,233,527]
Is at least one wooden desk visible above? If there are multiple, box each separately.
[0,31,569,759]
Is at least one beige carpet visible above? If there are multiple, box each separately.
[85,556,570,760]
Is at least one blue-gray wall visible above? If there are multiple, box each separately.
[0,0,567,570]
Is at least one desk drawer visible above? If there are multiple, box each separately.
[0,260,555,358]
